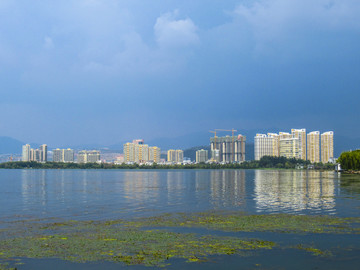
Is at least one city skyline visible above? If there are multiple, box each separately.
[17,127,335,161]
[1,1,359,146]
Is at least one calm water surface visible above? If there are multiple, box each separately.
[1,169,359,221]
[1,169,360,269]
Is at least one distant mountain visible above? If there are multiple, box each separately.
[0,136,24,154]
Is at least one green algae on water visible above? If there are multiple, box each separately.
[128,212,360,234]
[0,212,357,267]
[0,262,16,270]
[295,244,332,257]
[0,228,275,267]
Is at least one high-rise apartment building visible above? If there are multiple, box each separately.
[30,149,41,162]
[167,149,176,162]
[291,129,306,160]
[267,133,280,157]
[210,135,246,163]
[307,131,320,163]
[137,144,149,163]
[64,149,75,163]
[254,134,275,160]
[22,144,31,161]
[77,151,87,163]
[77,150,100,163]
[176,150,184,163]
[124,143,135,163]
[39,144,47,162]
[53,148,74,162]
[279,137,300,159]
[321,131,334,163]
[196,149,208,163]
[167,149,184,163]
[87,150,100,163]
[53,149,62,162]
[149,147,161,163]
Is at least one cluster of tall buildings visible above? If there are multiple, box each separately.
[22,144,100,163]
[123,139,161,163]
[167,149,184,163]
[254,129,334,163]
[19,129,334,165]
[209,134,246,163]
[22,144,47,162]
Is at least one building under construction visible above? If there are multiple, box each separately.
[210,134,246,163]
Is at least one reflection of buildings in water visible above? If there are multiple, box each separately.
[206,170,246,208]
[254,170,335,213]
[122,170,247,209]
[22,170,48,211]
[80,170,89,204]
[47,170,66,204]
[123,171,161,203]
[166,171,187,205]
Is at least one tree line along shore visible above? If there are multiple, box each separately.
[337,150,360,173]
[0,156,335,170]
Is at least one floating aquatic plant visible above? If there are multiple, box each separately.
[127,212,360,234]
[0,227,275,267]
[0,212,354,268]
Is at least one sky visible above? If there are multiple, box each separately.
[1,0,360,147]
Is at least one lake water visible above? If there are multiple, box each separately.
[1,169,360,269]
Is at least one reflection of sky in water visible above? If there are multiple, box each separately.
[254,170,336,215]
[1,169,359,222]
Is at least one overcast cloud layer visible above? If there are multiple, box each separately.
[1,0,359,146]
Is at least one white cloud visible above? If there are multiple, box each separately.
[154,11,200,48]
